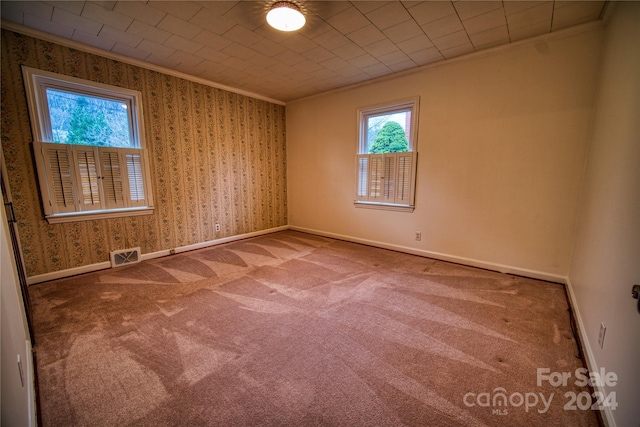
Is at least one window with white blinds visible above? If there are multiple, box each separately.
[355,98,419,212]
[23,67,153,223]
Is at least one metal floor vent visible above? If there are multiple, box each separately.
[110,247,141,268]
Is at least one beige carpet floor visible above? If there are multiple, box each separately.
[29,231,599,426]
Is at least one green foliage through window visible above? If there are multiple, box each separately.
[369,121,409,153]
[46,89,133,147]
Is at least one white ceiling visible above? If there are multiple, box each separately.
[1,1,607,103]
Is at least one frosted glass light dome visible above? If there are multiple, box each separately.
[266,2,306,32]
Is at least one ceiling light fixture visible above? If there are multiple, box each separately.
[266,1,306,32]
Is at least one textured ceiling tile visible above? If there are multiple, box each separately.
[279,35,319,54]
[506,2,553,29]
[295,59,324,74]
[421,14,464,40]
[113,1,166,26]
[10,1,53,20]
[347,53,380,69]
[157,14,201,40]
[312,29,351,50]
[320,56,351,72]
[220,1,265,31]
[99,25,143,48]
[302,45,335,63]
[48,1,84,15]
[137,39,176,59]
[346,24,386,47]
[469,25,510,49]
[363,39,398,58]
[552,1,604,31]
[407,46,444,65]
[221,56,252,71]
[308,1,352,20]
[111,42,151,61]
[454,1,503,21]
[440,42,475,59]
[366,2,413,30]
[246,52,277,68]
[361,62,392,77]
[326,6,370,34]
[351,1,388,14]
[146,53,180,69]
[462,8,507,36]
[378,49,412,67]
[252,38,288,57]
[298,16,333,39]
[93,1,116,10]
[24,13,73,38]
[388,59,417,72]
[503,1,549,16]
[221,43,256,61]
[148,0,202,22]
[1,3,25,24]
[273,50,306,66]
[127,20,171,44]
[509,20,551,42]
[193,46,230,64]
[189,8,236,35]
[169,50,205,68]
[406,1,456,25]
[383,19,424,44]
[72,29,115,51]
[163,34,203,55]
[432,30,471,51]
[52,7,102,36]
[396,34,434,54]
[331,42,367,61]
[192,30,233,51]
[81,2,132,32]
[223,25,263,48]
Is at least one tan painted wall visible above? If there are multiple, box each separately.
[568,3,640,426]
[1,30,287,277]
[287,27,603,277]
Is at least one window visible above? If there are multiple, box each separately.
[22,67,153,223]
[355,98,419,212]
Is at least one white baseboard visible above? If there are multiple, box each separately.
[26,225,289,285]
[289,226,567,284]
[564,277,616,427]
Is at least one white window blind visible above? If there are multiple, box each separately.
[34,141,149,217]
[125,151,146,206]
[355,152,416,207]
[74,146,101,211]
[44,143,75,214]
[100,150,125,209]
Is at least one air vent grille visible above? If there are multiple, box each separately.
[110,247,141,268]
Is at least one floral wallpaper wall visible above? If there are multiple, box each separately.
[1,30,287,278]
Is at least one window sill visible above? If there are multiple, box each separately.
[354,201,414,213]
[45,207,154,224]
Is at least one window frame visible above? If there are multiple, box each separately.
[354,97,419,212]
[22,66,154,224]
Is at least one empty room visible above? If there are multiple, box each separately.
[1,1,638,426]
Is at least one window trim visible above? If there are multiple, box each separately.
[358,97,419,154]
[22,67,154,224]
[354,97,419,212]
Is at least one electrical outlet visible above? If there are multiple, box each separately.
[598,322,606,349]
[215,223,221,232]
[415,231,422,241]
